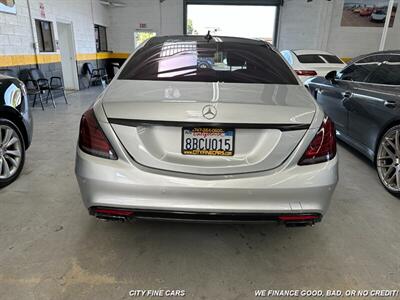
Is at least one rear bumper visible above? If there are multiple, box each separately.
[75,148,338,220]
[90,207,323,225]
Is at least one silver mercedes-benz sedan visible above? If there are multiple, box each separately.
[75,35,338,226]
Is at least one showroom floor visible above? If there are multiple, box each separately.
[0,87,399,300]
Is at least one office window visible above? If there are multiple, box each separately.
[95,24,108,52]
[35,20,55,52]
[134,31,156,49]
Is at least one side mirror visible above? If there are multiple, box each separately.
[325,70,337,83]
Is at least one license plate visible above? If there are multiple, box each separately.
[181,127,235,156]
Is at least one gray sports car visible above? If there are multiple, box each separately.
[306,50,400,195]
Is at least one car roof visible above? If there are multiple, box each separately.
[350,50,400,64]
[146,35,270,47]
[291,49,338,56]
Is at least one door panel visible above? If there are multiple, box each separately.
[57,22,78,90]
[313,53,380,135]
[347,83,400,157]
[315,80,350,135]
[346,60,400,157]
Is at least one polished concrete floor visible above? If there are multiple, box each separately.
[0,87,399,300]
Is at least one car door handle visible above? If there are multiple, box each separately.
[341,91,352,98]
[384,100,396,109]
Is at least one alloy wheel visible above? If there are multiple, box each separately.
[377,127,400,192]
[0,125,23,180]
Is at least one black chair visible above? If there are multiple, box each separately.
[111,62,121,78]
[26,68,68,108]
[83,63,108,88]
[25,79,45,111]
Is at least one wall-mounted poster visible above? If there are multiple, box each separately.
[341,0,398,27]
[0,0,16,14]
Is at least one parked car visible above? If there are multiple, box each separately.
[75,35,338,226]
[197,57,214,69]
[370,9,387,22]
[305,51,400,195]
[280,49,346,82]
[0,74,32,188]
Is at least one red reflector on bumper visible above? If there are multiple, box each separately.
[94,208,134,216]
[278,215,319,221]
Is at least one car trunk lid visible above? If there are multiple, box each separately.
[102,80,316,175]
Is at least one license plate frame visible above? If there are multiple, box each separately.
[181,127,235,156]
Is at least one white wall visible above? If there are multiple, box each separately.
[108,0,183,53]
[278,0,400,58]
[327,0,400,57]
[277,0,326,51]
[0,0,33,55]
[92,0,110,27]
[0,0,109,56]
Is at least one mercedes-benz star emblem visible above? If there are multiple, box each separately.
[202,105,217,120]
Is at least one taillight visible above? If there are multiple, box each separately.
[278,215,320,221]
[298,116,336,165]
[295,70,317,76]
[78,108,117,160]
[94,208,134,217]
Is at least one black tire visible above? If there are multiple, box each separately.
[375,124,400,197]
[0,118,26,189]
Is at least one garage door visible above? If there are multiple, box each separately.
[184,0,283,45]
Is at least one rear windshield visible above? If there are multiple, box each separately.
[320,55,343,64]
[118,39,298,84]
[297,54,325,64]
[297,54,343,64]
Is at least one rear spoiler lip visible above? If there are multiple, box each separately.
[108,118,310,131]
